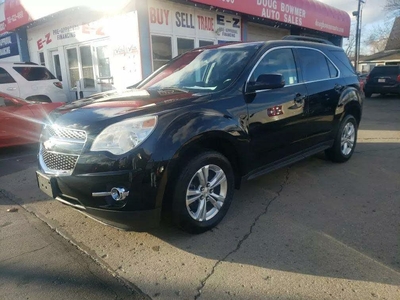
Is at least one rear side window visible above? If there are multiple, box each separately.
[370,66,399,76]
[0,67,16,84]
[13,67,56,81]
[296,48,332,82]
[329,50,355,77]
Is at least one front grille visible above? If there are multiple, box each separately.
[41,148,78,171]
[46,126,87,141]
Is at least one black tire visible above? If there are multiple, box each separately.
[171,151,234,234]
[365,91,372,98]
[325,115,358,163]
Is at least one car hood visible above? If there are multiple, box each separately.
[50,88,200,129]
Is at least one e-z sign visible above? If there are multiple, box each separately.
[216,14,240,28]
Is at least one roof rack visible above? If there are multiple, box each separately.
[282,35,334,45]
[13,62,38,65]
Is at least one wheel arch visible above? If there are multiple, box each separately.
[158,131,246,212]
[337,87,362,125]
[26,95,52,103]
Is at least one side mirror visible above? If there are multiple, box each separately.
[246,74,285,93]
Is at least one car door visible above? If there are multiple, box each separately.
[0,67,19,98]
[0,95,36,146]
[246,47,309,169]
[294,48,346,146]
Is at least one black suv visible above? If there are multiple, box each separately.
[36,37,363,233]
[364,65,400,97]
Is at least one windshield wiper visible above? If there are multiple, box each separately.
[157,87,190,94]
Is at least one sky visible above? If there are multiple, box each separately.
[319,0,396,53]
[319,0,392,29]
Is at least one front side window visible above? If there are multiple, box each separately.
[13,67,55,81]
[251,48,298,86]
[0,67,15,84]
[297,48,332,82]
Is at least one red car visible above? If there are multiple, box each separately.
[0,92,63,148]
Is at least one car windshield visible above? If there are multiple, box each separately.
[137,45,259,93]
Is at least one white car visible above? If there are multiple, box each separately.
[0,62,68,103]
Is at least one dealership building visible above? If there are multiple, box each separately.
[0,0,350,101]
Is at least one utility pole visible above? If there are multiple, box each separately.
[353,0,365,72]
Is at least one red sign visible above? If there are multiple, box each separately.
[36,33,52,50]
[0,0,32,34]
[190,0,350,37]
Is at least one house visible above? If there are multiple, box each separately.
[359,16,400,73]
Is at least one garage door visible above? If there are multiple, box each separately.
[247,22,290,42]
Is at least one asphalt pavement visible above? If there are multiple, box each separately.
[0,157,148,300]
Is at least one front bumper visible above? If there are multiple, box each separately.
[36,170,162,230]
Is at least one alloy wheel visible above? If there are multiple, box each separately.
[341,122,356,156]
[186,164,227,222]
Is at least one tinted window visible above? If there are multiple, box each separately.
[252,48,298,85]
[329,50,355,77]
[370,66,399,76]
[13,67,56,81]
[0,67,16,84]
[327,58,338,78]
[297,48,330,82]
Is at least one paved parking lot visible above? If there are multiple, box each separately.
[1,96,400,299]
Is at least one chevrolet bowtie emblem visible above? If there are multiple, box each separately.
[43,138,56,151]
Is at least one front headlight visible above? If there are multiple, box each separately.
[90,116,157,155]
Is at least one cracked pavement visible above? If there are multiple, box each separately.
[1,95,400,299]
[194,168,291,299]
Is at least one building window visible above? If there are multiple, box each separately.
[177,38,194,56]
[67,48,79,88]
[97,46,111,78]
[39,52,45,66]
[151,35,172,71]
[199,40,214,47]
[80,46,95,88]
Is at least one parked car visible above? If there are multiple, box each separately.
[36,37,363,233]
[364,65,400,97]
[0,62,68,103]
[0,92,63,148]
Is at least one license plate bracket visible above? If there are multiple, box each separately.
[36,171,58,198]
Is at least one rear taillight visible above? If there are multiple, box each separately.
[359,79,364,91]
[53,82,63,89]
[397,75,400,82]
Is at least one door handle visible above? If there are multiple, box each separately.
[289,93,306,110]
[7,87,16,91]
[294,93,306,104]
[334,84,343,93]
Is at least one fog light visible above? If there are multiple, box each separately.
[110,187,129,201]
